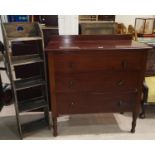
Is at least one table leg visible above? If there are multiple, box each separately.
[52,117,57,136]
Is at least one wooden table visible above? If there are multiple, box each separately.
[45,35,151,136]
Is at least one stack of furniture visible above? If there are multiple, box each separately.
[45,35,151,136]
[1,22,50,139]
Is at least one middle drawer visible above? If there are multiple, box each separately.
[55,72,139,93]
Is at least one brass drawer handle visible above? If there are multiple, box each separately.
[117,80,124,86]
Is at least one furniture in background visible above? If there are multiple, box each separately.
[32,15,59,47]
[7,15,58,27]
[42,26,59,47]
[135,18,155,37]
[79,22,118,35]
[45,35,151,136]
[79,21,127,35]
[79,15,116,35]
[134,18,155,118]
[7,15,30,22]
[79,15,115,21]
[6,15,59,47]
[5,16,59,113]
[1,22,50,139]
[137,37,155,118]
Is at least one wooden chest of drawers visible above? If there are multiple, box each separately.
[45,35,151,136]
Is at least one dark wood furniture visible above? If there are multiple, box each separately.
[42,26,59,47]
[30,15,59,47]
[31,15,58,26]
[98,15,115,21]
[45,35,151,136]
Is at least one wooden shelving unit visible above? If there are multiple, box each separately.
[1,22,50,139]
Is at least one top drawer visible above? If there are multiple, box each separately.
[54,51,144,73]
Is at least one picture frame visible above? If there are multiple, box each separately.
[135,18,155,35]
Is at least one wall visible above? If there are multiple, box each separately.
[58,15,79,35]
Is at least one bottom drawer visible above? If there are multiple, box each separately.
[56,92,137,114]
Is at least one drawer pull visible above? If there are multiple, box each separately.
[118,100,123,107]
[71,102,75,106]
[117,80,124,86]
[69,81,74,88]
[122,61,127,70]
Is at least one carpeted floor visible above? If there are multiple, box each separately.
[1,105,155,140]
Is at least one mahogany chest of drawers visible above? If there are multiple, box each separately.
[45,35,151,136]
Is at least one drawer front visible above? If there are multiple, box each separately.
[55,72,139,93]
[54,51,143,73]
[56,93,136,114]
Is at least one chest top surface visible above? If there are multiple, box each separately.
[45,35,152,54]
